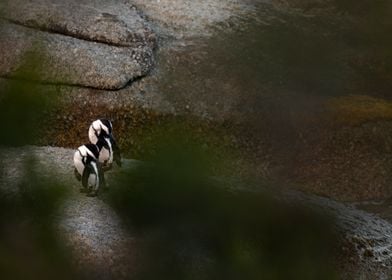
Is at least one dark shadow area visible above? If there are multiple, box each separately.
[2,1,392,279]
[0,157,76,280]
[0,46,59,147]
[0,44,78,280]
[107,123,339,280]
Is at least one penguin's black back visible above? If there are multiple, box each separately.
[84,143,100,159]
[100,119,113,135]
[96,137,109,151]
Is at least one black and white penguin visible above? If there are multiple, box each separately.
[88,119,122,169]
[73,143,105,196]
[88,119,113,144]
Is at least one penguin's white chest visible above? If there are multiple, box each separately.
[88,163,99,188]
[99,140,113,165]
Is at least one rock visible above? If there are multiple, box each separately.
[0,21,153,90]
[0,146,136,279]
[0,76,174,114]
[0,0,156,90]
[1,0,156,48]
[2,146,392,279]
[280,189,392,279]
[130,0,257,40]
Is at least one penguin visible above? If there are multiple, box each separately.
[96,135,115,171]
[73,143,105,196]
[88,119,122,169]
[88,119,113,144]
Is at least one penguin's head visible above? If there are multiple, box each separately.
[90,119,113,141]
[100,119,113,136]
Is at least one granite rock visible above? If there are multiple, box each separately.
[0,0,156,90]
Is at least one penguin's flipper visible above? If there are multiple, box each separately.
[97,163,107,189]
[110,136,122,167]
[81,164,94,188]
[74,168,82,181]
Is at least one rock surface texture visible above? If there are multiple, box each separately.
[2,0,156,48]
[130,0,257,40]
[282,190,392,280]
[0,0,156,90]
[1,1,392,278]
[1,146,392,279]
[0,146,137,279]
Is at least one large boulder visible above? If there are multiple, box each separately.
[1,0,156,48]
[0,0,156,90]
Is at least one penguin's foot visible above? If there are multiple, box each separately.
[102,164,113,172]
[80,187,88,193]
[86,190,98,197]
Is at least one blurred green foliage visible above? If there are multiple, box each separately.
[0,157,75,280]
[0,45,75,279]
[1,2,381,279]
[0,45,59,146]
[0,0,6,14]
[108,124,338,280]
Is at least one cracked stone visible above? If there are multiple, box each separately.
[0,21,154,90]
[0,0,156,90]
